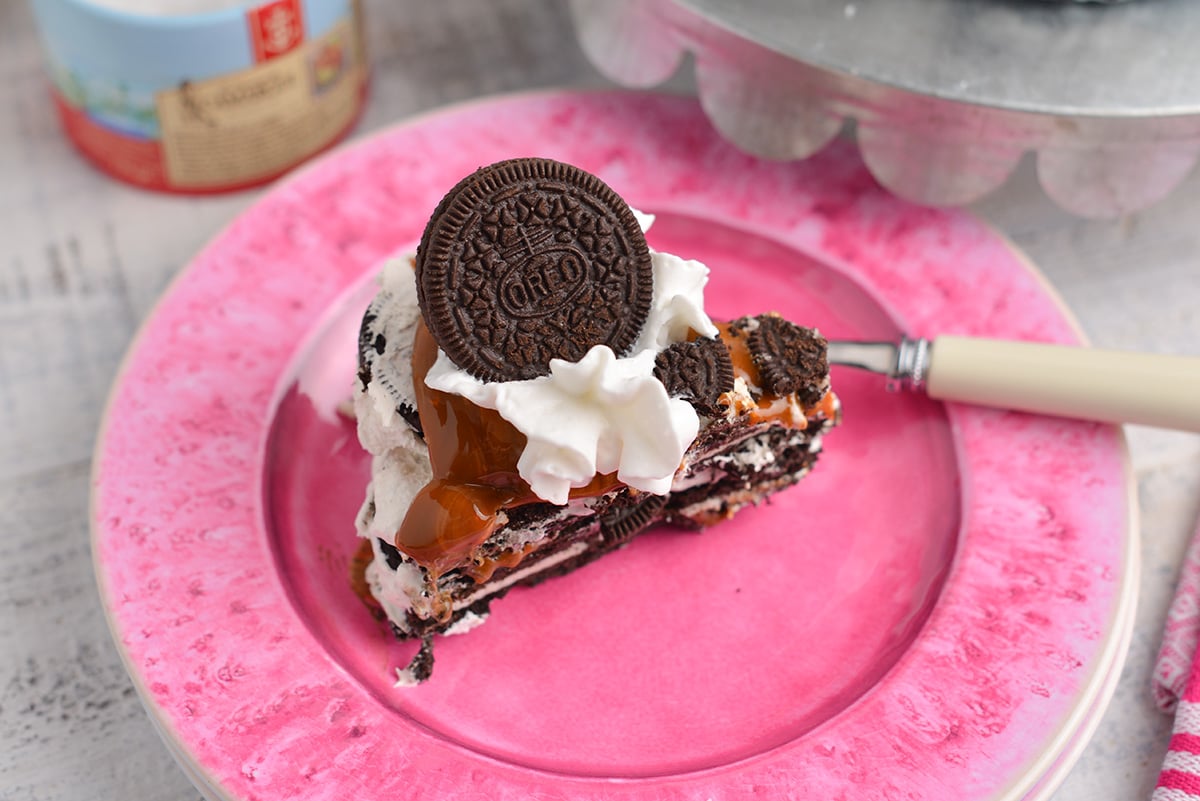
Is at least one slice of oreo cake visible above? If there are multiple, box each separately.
[354,158,838,685]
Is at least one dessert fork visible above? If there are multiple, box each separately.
[828,336,1200,432]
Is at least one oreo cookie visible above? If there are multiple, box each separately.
[747,315,829,406]
[654,337,735,415]
[416,158,654,382]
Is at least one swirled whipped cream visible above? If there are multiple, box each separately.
[424,213,719,505]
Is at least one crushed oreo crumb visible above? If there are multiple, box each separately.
[405,636,435,684]
[378,538,405,571]
[356,309,379,391]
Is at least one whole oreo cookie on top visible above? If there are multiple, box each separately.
[415,158,654,382]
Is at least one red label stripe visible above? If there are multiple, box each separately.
[247,0,305,63]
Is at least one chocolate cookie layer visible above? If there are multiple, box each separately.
[415,158,654,382]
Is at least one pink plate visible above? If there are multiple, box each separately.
[92,91,1136,801]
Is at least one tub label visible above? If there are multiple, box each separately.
[155,13,364,189]
[41,0,367,193]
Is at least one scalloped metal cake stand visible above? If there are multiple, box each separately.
[569,0,1200,217]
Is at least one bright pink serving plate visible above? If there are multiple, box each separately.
[92,91,1136,801]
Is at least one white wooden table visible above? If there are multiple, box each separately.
[2,1,1198,799]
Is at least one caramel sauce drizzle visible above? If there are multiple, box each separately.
[350,538,379,610]
[393,322,619,585]
[463,542,538,584]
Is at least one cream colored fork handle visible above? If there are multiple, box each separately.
[926,335,1200,432]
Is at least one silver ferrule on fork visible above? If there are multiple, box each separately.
[826,336,931,391]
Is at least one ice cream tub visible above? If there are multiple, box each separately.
[30,0,368,193]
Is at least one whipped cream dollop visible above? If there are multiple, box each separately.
[425,212,719,504]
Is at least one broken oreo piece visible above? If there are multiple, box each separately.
[599,492,669,544]
[654,337,735,416]
[747,314,829,406]
[415,158,654,383]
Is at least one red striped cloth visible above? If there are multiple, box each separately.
[1155,516,1200,800]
